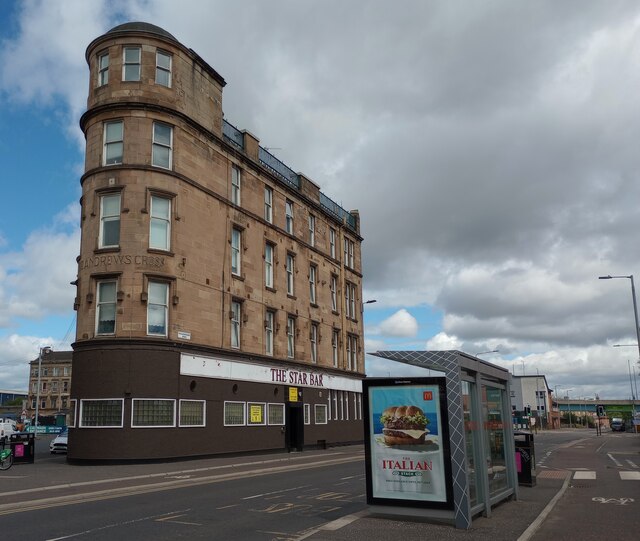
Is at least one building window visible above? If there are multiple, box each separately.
[332,330,339,367]
[348,335,358,371]
[264,186,273,223]
[103,120,123,165]
[231,165,241,205]
[31,382,37,393]
[80,399,124,428]
[132,399,175,428]
[330,228,336,259]
[330,275,338,311]
[285,200,294,234]
[333,391,338,420]
[344,237,354,269]
[265,243,274,288]
[64,367,71,376]
[345,282,357,319]
[345,392,350,420]
[150,195,171,251]
[315,404,328,425]
[53,367,60,376]
[96,280,117,335]
[147,281,169,336]
[268,403,285,425]
[287,316,295,358]
[265,310,274,356]
[311,323,318,364]
[224,401,246,426]
[152,122,173,169]
[304,403,311,425]
[231,300,241,349]
[99,193,120,248]
[357,394,362,420]
[309,215,315,246]
[155,50,171,87]
[122,46,141,81]
[309,265,317,304]
[63,381,69,392]
[247,402,266,426]
[286,253,295,295]
[179,400,205,427]
[231,227,242,276]
[98,51,109,86]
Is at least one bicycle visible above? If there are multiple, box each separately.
[0,441,13,470]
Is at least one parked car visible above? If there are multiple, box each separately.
[0,420,17,445]
[610,418,625,432]
[49,428,68,454]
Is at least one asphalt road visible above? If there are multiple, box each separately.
[1,430,637,540]
[530,430,639,541]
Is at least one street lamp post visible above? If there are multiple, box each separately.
[34,346,52,436]
[599,275,640,365]
[601,274,640,422]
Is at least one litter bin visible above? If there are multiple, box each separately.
[514,430,535,487]
[10,432,35,464]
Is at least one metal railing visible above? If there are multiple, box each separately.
[320,193,357,229]
[222,119,356,231]
[222,119,244,150]
[258,146,300,189]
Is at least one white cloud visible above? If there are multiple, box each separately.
[378,309,419,338]
[0,334,57,391]
[426,332,463,351]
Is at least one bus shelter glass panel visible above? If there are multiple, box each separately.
[482,385,508,496]
[462,381,480,507]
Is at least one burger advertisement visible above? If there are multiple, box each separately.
[363,378,453,507]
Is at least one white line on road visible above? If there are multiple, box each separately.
[243,485,311,500]
[626,460,638,469]
[573,471,596,480]
[620,471,640,480]
[46,509,192,540]
[607,453,623,467]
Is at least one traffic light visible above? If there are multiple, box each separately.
[525,405,531,416]
[597,405,604,417]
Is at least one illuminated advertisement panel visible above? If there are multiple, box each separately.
[364,378,453,509]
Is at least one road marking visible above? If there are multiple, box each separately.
[620,471,640,480]
[607,453,623,467]
[243,485,310,500]
[573,471,596,480]
[592,497,635,505]
[625,460,638,469]
[215,504,239,510]
[156,513,202,525]
[46,509,191,540]
[0,455,362,517]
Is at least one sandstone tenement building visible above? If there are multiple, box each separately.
[71,22,364,460]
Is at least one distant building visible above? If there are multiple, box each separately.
[0,390,27,406]
[27,350,73,424]
[510,375,554,429]
[71,22,364,461]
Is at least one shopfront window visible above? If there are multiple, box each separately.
[482,384,508,496]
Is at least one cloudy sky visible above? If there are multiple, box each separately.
[1,0,640,402]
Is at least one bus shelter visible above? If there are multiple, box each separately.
[365,351,518,529]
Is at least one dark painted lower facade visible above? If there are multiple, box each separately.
[69,341,364,461]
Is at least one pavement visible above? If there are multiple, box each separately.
[0,435,576,540]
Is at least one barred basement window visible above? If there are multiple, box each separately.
[131,399,175,428]
[224,401,246,426]
[80,399,123,427]
[179,400,206,427]
[315,404,328,425]
[268,403,285,425]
